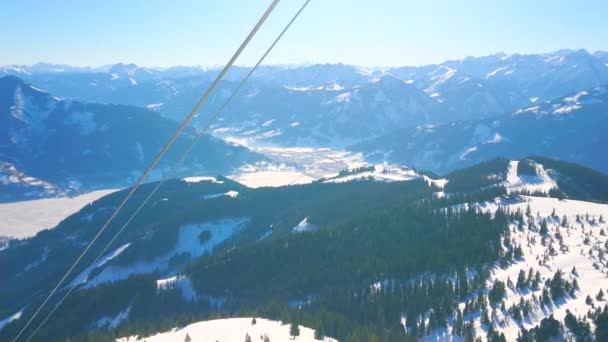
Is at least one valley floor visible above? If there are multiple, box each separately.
[0,189,117,239]
[228,146,366,188]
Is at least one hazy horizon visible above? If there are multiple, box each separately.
[1,0,607,67]
[2,47,606,70]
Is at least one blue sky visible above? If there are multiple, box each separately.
[1,0,607,67]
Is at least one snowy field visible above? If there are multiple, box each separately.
[117,317,337,342]
[323,164,421,183]
[0,189,117,239]
[227,147,439,188]
[228,147,366,188]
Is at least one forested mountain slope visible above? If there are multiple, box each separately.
[0,157,607,341]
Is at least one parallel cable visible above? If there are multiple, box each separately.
[12,2,280,341]
[22,1,312,341]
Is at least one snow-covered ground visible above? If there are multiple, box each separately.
[292,217,315,233]
[504,160,557,194]
[228,147,366,188]
[226,146,438,188]
[93,304,132,330]
[323,164,420,183]
[183,176,224,184]
[451,196,608,340]
[231,169,315,188]
[156,275,198,302]
[0,189,118,239]
[0,307,24,331]
[116,317,337,342]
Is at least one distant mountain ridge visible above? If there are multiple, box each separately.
[2,49,607,148]
[355,84,608,174]
[0,75,261,201]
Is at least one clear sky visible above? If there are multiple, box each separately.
[1,0,607,67]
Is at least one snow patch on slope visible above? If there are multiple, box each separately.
[116,317,337,342]
[504,160,557,194]
[422,175,448,189]
[324,164,419,183]
[156,275,198,302]
[202,191,239,200]
[0,307,24,332]
[292,217,315,233]
[459,146,478,160]
[80,218,249,288]
[70,243,132,287]
[93,305,132,330]
[182,176,224,184]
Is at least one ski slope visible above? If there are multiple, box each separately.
[504,160,557,194]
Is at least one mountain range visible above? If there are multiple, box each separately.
[2,49,606,176]
[356,85,608,173]
[1,47,608,341]
[0,76,261,201]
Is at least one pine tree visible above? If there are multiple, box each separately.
[549,269,565,300]
[533,270,541,290]
[251,317,257,325]
[514,245,524,259]
[482,308,491,326]
[594,305,608,341]
[290,322,300,339]
[542,288,551,305]
[245,333,252,342]
[184,333,191,342]
[489,280,506,306]
[517,269,527,289]
[463,322,475,342]
[453,309,464,336]
[597,289,605,301]
[314,326,325,340]
[517,327,534,342]
[540,219,549,235]
[536,315,562,341]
